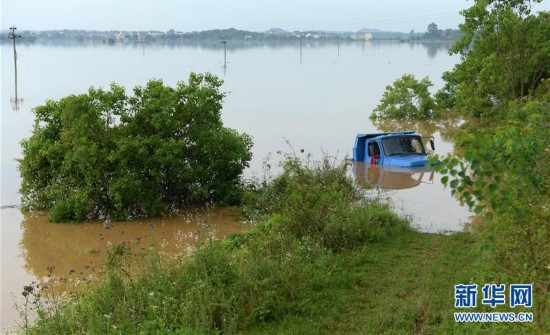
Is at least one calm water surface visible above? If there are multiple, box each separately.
[1,40,470,329]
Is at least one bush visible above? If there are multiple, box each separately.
[19,73,252,222]
[436,96,550,330]
[370,74,437,121]
[323,204,408,251]
[244,154,409,251]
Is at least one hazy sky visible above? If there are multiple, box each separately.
[1,0,549,33]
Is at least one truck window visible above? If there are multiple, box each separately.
[382,136,425,156]
[368,142,380,156]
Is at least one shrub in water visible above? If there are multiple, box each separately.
[19,73,253,222]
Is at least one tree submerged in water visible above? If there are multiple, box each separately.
[19,73,253,222]
[370,74,437,121]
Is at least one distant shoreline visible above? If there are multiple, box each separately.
[0,27,463,44]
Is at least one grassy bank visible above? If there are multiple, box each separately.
[16,157,537,334]
[19,223,536,334]
[232,230,474,335]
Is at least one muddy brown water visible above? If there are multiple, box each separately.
[1,207,247,331]
[20,208,245,277]
[1,40,470,330]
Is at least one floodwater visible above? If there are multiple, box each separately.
[1,40,471,329]
[17,208,244,280]
[1,206,246,331]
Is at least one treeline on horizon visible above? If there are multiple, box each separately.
[0,25,463,44]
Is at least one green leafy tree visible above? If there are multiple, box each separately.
[19,73,252,222]
[370,74,437,121]
[437,0,550,116]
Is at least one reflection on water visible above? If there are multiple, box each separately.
[422,41,455,59]
[20,207,246,280]
[10,98,24,111]
[372,112,464,144]
[353,162,434,190]
[4,39,455,58]
[354,161,472,234]
[373,118,440,138]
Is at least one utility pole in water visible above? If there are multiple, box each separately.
[300,38,303,64]
[9,25,22,106]
[220,39,227,75]
[221,40,227,66]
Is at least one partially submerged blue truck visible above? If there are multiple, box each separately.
[352,131,435,167]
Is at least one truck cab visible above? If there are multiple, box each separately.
[352,131,434,167]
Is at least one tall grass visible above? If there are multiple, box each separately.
[18,155,409,334]
[243,154,409,251]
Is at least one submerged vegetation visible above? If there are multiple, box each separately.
[19,73,252,222]
[370,74,438,121]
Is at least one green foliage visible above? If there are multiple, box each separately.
[243,155,409,251]
[431,2,550,331]
[370,74,437,121]
[435,96,550,330]
[437,0,549,116]
[19,73,252,222]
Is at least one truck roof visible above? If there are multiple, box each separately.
[355,131,417,141]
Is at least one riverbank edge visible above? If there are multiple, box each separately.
[243,229,532,334]
[12,224,533,334]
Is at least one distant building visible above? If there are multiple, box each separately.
[148,31,165,38]
[137,31,147,41]
[351,33,372,41]
[115,31,124,41]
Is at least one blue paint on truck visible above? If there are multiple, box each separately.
[352,131,434,167]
